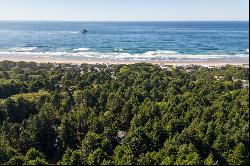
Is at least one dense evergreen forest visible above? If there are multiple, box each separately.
[0,61,249,165]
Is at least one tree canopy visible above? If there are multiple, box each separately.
[0,61,249,165]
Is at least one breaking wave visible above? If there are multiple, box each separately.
[73,48,91,52]
[0,50,248,61]
[5,47,37,52]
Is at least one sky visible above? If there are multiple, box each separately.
[0,0,249,21]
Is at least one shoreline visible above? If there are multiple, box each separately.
[0,56,249,67]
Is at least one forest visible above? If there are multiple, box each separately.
[0,60,249,165]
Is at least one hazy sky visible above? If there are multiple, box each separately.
[0,0,249,21]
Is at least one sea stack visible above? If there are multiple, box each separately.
[81,29,88,33]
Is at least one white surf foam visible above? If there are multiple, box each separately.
[0,50,248,61]
[5,47,37,52]
[69,31,80,34]
[73,48,91,52]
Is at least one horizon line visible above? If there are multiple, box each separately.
[0,20,249,22]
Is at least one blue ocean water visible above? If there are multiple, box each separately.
[0,21,249,61]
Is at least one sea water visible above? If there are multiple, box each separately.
[0,21,248,61]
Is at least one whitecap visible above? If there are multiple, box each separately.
[114,48,124,51]
[73,48,91,52]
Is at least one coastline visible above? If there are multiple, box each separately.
[0,56,249,67]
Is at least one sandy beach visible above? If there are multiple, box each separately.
[0,55,249,67]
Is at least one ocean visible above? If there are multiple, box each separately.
[0,21,249,62]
